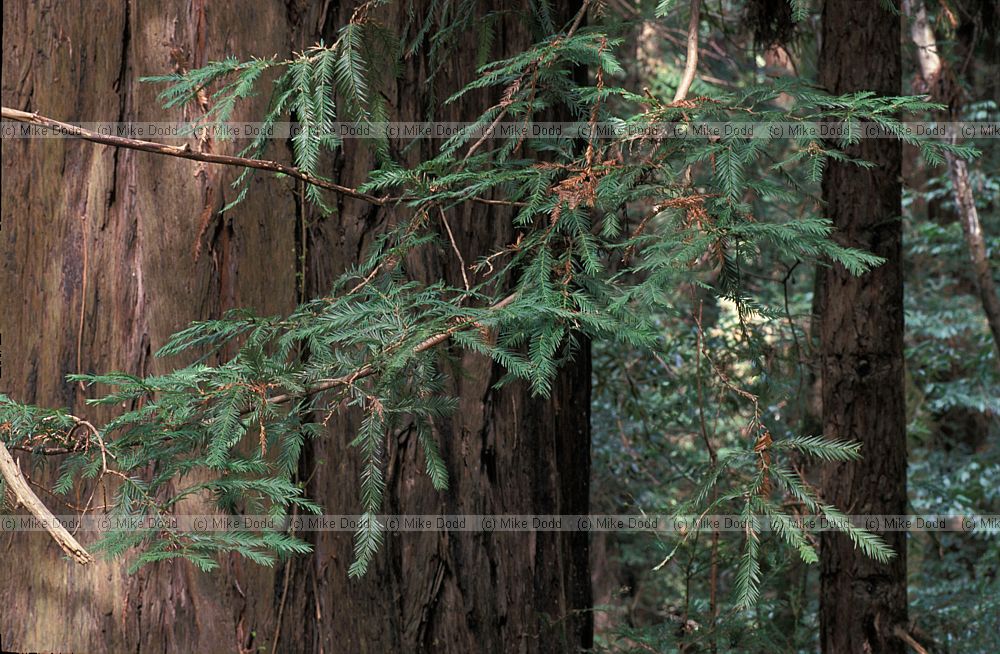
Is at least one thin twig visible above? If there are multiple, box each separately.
[672,0,702,104]
[1,107,525,210]
[892,626,929,654]
[2,107,388,205]
[68,417,116,532]
[22,473,110,512]
[9,445,75,455]
[694,301,720,651]
[439,206,470,291]
[666,0,702,193]
[694,303,717,464]
[566,0,593,39]
[271,505,297,654]
[463,101,516,162]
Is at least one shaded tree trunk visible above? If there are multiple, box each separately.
[1,1,591,652]
[278,2,592,652]
[817,2,908,653]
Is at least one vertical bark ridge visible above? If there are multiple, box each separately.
[818,3,908,652]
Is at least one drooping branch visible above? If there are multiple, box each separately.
[0,283,516,565]
[0,107,525,209]
[9,292,519,446]
[2,107,389,206]
[902,0,1000,360]
[259,291,518,409]
[0,440,94,565]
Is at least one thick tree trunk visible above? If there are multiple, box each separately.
[277,3,592,652]
[1,1,591,652]
[1,2,297,651]
[817,2,908,653]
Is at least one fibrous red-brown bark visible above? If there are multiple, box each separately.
[1,1,591,652]
[817,2,908,653]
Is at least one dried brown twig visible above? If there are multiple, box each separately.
[0,440,94,564]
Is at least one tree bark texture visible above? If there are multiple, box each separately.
[817,2,908,653]
[0,1,591,652]
[282,1,592,651]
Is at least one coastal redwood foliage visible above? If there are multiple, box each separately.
[4,0,979,651]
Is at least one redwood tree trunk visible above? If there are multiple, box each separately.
[2,2,296,651]
[817,2,908,653]
[278,2,592,652]
[1,1,591,652]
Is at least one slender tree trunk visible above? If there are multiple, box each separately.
[817,2,908,653]
[947,155,1000,358]
[903,0,1000,361]
[1,1,591,652]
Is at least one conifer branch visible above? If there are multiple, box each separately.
[1,107,525,210]
[0,441,95,564]
[260,292,517,409]
[2,107,388,206]
[5,291,518,462]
